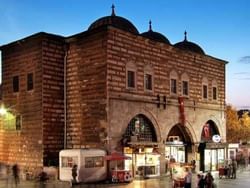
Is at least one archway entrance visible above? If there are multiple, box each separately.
[165,124,193,164]
[199,120,226,172]
[122,114,160,178]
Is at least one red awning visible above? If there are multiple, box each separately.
[104,151,131,161]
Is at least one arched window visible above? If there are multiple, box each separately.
[201,120,220,142]
[144,64,154,92]
[124,114,157,143]
[126,62,137,90]
[212,80,218,101]
[181,73,189,97]
[170,70,178,95]
[202,77,208,100]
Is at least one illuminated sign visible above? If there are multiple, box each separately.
[212,135,221,143]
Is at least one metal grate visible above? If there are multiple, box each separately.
[124,114,157,142]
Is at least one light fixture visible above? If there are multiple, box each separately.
[0,105,7,115]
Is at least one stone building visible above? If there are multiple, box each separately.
[0,7,227,177]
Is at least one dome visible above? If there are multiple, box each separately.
[88,5,139,35]
[174,31,205,55]
[141,21,170,44]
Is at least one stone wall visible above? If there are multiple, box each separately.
[105,27,226,154]
[66,29,108,149]
[42,34,65,166]
[0,34,44,169]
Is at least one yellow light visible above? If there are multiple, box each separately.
[0,106,7,115]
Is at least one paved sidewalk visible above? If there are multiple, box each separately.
[0,169,249,188]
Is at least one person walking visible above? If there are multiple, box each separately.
[12,164,20,187]
[169,155,176,178]
[38,168,48,188]
[196,174,205,188]
[232,159,237,179]
[191,159,196,173]
[204,172,214,188]
[71,164,78,187]
[184,168,192,188]
[6,165,11,188]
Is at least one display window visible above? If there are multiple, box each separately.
[165,145,185,163]
[204,149,224,171]
[124,147,160,177]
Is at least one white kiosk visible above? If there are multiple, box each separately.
[59,149,107,183]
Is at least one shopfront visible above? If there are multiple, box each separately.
[165,124,193,165]
[124,146,160,178]
[122,114,160,178]
[227,143,239,160]
[165,142,185,163]
[204,147,225,171]
[199,120,227,172]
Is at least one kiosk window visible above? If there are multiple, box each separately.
[85,156,104,168]
[61,156,78,168]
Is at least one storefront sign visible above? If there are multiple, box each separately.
[212,135,221,143]
[228,143,239,148]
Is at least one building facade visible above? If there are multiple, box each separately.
[0,8,227,177]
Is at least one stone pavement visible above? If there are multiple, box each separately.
[1,169,250,188]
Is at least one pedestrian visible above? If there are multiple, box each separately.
[184,168,192,188]
[38,168,48,188]
[71,164,78,187]
[232,159,237,179]
[169,155,176,178]
[12,164,20,187]
[197,174,205,188]
[6,165,11,188]
[204,172,214,188]
[165,156,169,174]
[227,164,232,178]
[191,159,196,173]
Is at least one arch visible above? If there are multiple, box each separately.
[202,77,208,85]
[125,114,157,141]
[212,79,217,87]
[123,109,162,142]
[166,123,194,144]
[181,72,189,81]
[208,115,225,139]
[170,70,178,79]
[165,124,195,163]
[126,61,137,69]
[144,64,153,73]
[200,120,220,142]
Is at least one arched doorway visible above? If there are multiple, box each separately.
[199,120,226,172]
[165,124,193,164]
[122,114,160,178]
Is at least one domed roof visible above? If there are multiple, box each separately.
[88,5,139,35]
[174,31,205,55]
[141,21,171,44]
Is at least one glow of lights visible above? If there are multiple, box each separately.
[0,106,7,115]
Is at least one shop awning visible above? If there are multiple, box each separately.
[205,142,228,149]
[197,142,228,151]
[128,141,160,147]
[104,151,131,161]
